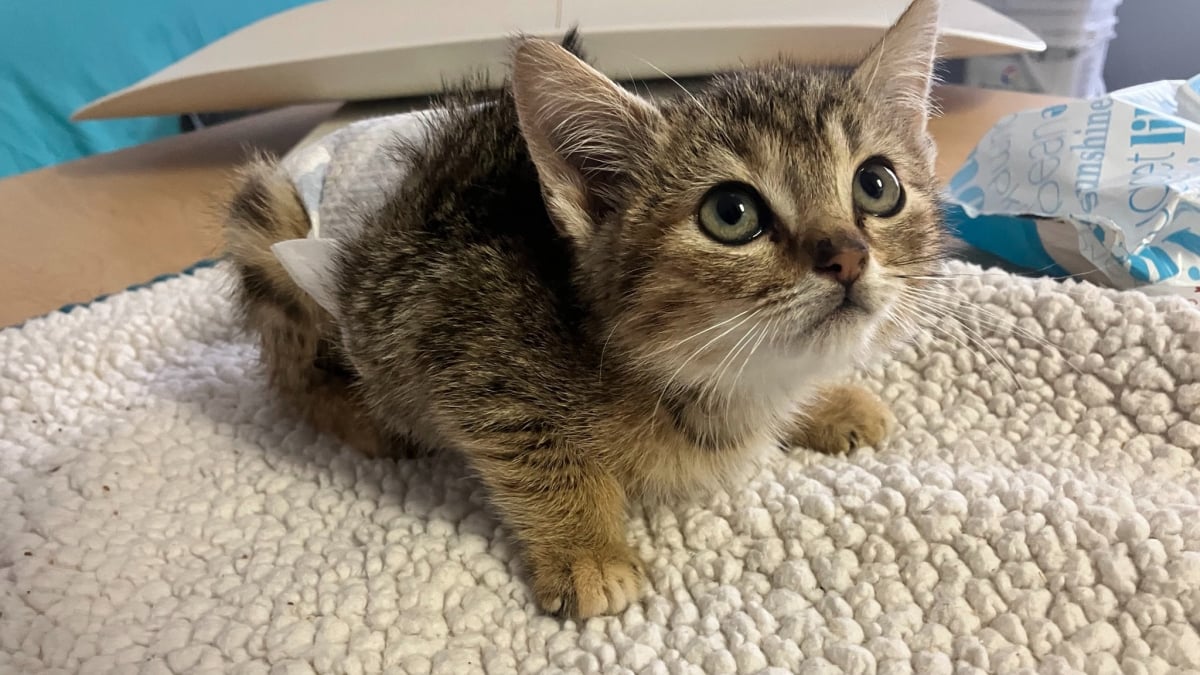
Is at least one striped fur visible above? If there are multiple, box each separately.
[221,1,947,619]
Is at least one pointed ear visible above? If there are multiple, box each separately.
[851,0,941,129]
[511,37,662,245]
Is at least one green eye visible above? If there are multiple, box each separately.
[853,158,904,217]
[698,183,770,245]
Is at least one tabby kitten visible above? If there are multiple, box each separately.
[223,0,948,618]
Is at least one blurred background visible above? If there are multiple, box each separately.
[1,0,1197,179]
[947,0,1200,96]
[1104,0,1200,89]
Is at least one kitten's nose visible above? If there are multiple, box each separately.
[813,237,868,286]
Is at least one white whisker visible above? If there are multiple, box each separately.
[649,309,762,433]
[728,316,776,411]
[640,308,754,360]
[598,317,627,383]
[706,317,764,404]
[902,303,1019,388]
[901,285,1084,370]
[633,56,725,132]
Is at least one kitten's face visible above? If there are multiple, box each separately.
[604,66,945,385]
[513,0,945,391]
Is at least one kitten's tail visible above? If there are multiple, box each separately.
[223,156,314,316]
[222,157,386,456]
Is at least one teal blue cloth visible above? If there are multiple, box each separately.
[0,0,316,178]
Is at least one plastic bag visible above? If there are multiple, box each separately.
[945,74,1200,299]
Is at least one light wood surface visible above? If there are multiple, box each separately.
[0,85,1064,327]
[0,103,339,327]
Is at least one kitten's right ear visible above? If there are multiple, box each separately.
[851,0,941,130]
[511,37,662,246]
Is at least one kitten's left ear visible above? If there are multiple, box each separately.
[512,37,662,246]
[851,0,941,129]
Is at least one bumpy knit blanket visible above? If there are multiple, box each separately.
[2,261,1199,675]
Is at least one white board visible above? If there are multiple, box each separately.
[74,0,1044,121]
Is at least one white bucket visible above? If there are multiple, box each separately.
[963,41,1114,98]
[963,0,1122,96]
[974,0,1120,47]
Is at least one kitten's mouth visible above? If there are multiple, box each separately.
[821,292,869,323]
[831,297,863,316]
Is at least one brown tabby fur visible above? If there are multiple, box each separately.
[223,0,948,618]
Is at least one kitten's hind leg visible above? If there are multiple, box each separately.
[239,280,392,458]
[786,384,894,454]
[223,157,391,458]
[471,443,643,618]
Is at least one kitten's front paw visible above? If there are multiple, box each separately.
[789,384,893,454]
[531,545,643,619]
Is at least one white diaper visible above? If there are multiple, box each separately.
[270,110,436,317]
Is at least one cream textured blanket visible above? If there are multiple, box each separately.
[2,262,1200,675]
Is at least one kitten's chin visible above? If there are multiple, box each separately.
[778,293,892,368]
[821,297,871,326]
[806,287,879,333]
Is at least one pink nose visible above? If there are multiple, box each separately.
[813,238,868,286]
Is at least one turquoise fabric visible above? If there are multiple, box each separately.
[0,0,316,178]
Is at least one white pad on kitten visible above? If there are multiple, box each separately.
[271,110,435,317]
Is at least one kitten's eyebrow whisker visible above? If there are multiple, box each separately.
[634,57,697,102]
[632,56,725,131]
[863,34,886,97]
[622,68,648,99]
